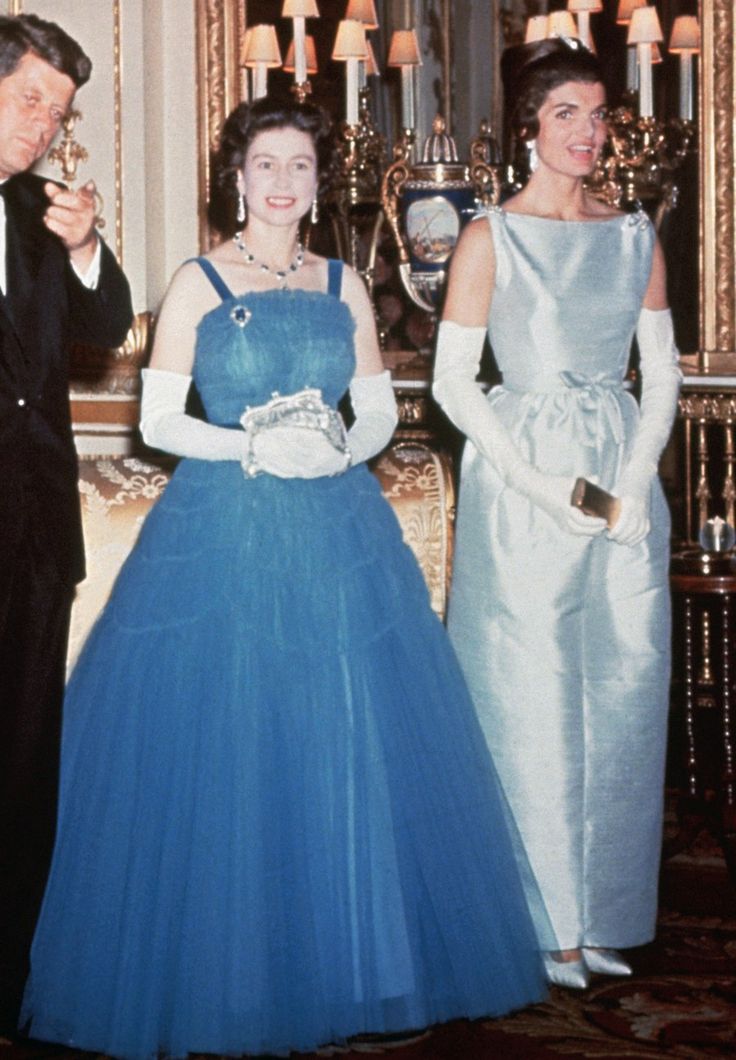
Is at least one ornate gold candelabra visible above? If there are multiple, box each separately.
[587,107,695,221]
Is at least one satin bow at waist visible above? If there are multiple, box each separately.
[499,370,627,448]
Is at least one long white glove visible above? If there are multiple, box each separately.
[251,426,350,479]
[608,307,682,547]
[346,369,398,466]
[140,367,246,461]
[433,320,606,536]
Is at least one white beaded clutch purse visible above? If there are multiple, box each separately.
[239,387,349,478]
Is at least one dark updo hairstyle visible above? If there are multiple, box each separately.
[0,13,91,88]
[501,37,604,141]
[212,96,336,234]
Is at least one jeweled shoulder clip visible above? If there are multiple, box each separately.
[230,305,252,327]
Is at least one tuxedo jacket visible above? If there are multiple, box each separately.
[0,172,133,587]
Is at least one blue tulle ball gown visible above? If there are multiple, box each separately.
[21,260,547,1059]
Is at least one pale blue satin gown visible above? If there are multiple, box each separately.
[448,208,671,951]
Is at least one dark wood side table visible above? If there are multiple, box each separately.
[669,548,736,882]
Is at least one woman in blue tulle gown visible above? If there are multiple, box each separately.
[21,98,548,1059]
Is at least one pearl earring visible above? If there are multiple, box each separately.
[526,140,539,173]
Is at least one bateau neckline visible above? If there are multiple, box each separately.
[498,209,626,225]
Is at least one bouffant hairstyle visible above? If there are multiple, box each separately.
[0,13,91,88]
[213,96,336,233]
[501,38,604,141]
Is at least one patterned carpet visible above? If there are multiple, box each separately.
[3,828,735,1060]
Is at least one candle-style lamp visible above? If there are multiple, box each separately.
[566,0,602,51]
[627,6,663,118]
[616,0,646,92]
[332,19,368,126]
[345,0,379,90]
[525,15,549,43]
[344,0,378,30]
[546,10,578,38]
[669,15,700,122]
[281,0,319,93]
[243,24,281,101]
[387,29,422,133]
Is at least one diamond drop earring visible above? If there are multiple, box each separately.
[310,198,319,225]
[526,139,539,173]
[236,193,246,226]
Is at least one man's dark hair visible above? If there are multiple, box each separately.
[0,13,92,88]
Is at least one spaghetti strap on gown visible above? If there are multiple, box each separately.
[22,259,548,1059]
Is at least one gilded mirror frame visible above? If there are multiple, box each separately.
[698,0,735,370]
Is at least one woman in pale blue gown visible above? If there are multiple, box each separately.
[433,39,681,989]
[20,98,549,1059]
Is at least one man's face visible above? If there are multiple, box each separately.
[0,51,76,180]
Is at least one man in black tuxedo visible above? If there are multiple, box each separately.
[0,14,133,1033]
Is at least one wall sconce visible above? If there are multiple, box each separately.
[669,15,701,122]
[242,24,281,100]
[627,6,664,118]
[566,0,602,51]
[332,19,368,126]
[387,29,422,133]
[281,0,319,94]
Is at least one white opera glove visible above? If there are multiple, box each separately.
[140,368,246,462]
[345,370,398,466]
[433,320,606,537]
[251,426,350,479]
[608,308,682,547]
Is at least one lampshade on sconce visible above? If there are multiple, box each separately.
[627,6,663,45]
[567,0,603,12]
[546,10,578,38]
[242,24,282,66]
[284,34,318,75]
[669,15,701,53]
[525,15,549,43]
[332,18,368,60]
[281,0,319,17]
[616,0,646,25]
[344,0,379,30]
[387,29,422,67]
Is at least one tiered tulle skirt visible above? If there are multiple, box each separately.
[22,460,547,1059]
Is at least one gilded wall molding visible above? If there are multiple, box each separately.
[113,0,123,264]
[699,0,736,367]
[196,0,245,251]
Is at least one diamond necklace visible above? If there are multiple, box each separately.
[233,234,305,289]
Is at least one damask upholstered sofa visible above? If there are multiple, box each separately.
[69,442,455,670]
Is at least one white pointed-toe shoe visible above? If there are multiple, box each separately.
[582,947,633,977]
[543,952,590,990]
